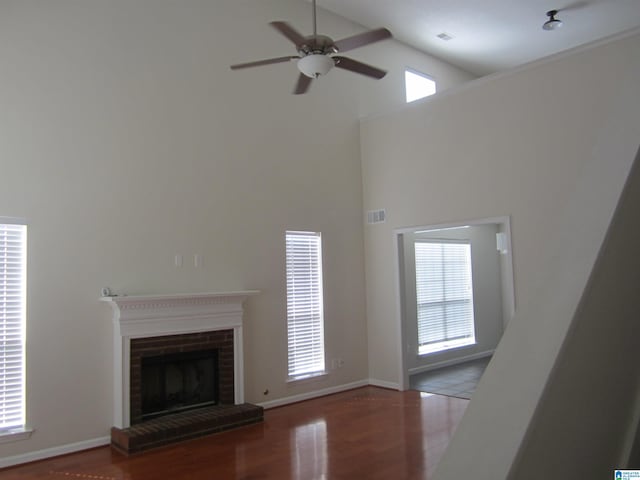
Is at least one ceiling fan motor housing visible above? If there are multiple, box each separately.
[296,35,338,78]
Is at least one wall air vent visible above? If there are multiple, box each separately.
[367,209,386,224]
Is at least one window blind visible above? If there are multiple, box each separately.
[0,222,26,430]
[415,241,475,352]
[286,231,325,379]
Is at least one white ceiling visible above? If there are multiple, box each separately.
[315,0,640,76]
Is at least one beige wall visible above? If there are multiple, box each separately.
[360,31,640,478]
[0,0,473,461]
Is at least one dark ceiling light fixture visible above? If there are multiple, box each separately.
[543,10,564,31]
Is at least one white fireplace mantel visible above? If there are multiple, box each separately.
[101,291,259,428]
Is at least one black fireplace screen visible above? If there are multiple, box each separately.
[141,348,219,420]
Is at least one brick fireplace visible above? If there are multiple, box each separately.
[129,330,234,424]
[101,291,262,453]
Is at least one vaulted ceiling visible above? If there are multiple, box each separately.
[315,0,640,76]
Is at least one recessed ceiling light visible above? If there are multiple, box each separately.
[436,32,454,41]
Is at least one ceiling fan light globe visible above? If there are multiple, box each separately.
[298,54,334,78]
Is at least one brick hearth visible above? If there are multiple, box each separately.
[111,403,264,455]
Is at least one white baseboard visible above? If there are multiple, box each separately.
[368,378,401,390]
[0,436,110,469]
[257,379,369,410]
[408,350,494,376]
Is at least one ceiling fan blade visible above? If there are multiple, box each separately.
[333,28,392,53]
[293,73,313,95]
[230,56,298,70]
[333,56,387,79]
[270,21,307,47]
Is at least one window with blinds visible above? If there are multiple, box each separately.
[0,221,26,431]
[286,231,325,380]
[415,241,476,355]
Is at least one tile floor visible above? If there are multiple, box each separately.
[409,356,492,399]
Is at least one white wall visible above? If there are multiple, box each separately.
[360,30,640,478]
[402,225,503,372]
[0,0,473,461]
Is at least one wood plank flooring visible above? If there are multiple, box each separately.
[0,387,468,480]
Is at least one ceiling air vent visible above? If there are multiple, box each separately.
[367,209,386,224]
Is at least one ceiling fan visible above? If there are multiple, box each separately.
[230,0,392,94]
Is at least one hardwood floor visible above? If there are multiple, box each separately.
[1,387,468,480]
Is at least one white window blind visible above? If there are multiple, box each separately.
[286,231,325,379]
[0,221,26,430]
[415,241,475,355]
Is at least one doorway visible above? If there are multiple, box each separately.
[394,216,515,393]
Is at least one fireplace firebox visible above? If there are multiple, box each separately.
[129,330,235,425]
[141,348,219,420]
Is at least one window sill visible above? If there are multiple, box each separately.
[0,427,34,444]
[287,371,328,384]
[419,339,476,356]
